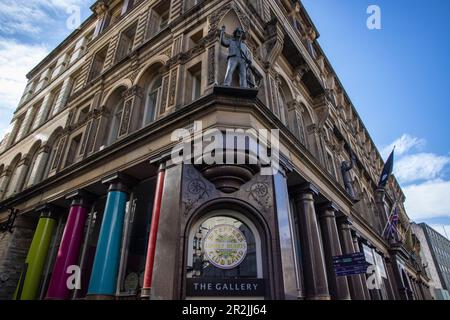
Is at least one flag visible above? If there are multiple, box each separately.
[378,148,395,189]
[383,205,399,240]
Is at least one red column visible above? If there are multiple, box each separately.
[141,164,166,299]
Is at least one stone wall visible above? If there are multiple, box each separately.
[0,216,36,300]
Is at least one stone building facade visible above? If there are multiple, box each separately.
[0,0,432,300]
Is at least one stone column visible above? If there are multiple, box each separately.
[375,188,388,234]
[388,250,409,300]
[14,205,58,300]
[46,191,92,300]
[293,183,330,300]
[336,216,366,300]
[318,202,351,300]
[87,173,135,299]
[352,231,371,300]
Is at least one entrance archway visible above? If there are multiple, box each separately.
[185,209,267,299]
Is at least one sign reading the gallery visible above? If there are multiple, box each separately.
[203,224,248,270]
[186,279,266,297]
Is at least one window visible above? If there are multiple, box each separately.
[30,100,44,132]
[65,134,82,167]
[43,135,62,179]
[145,2,170,40]
[89,46,109,81]
[117,178,156,296]
[185,0,203,12]
[115,23,137,62]
[108,100,124,146]
[77,106,90,124]
[24,145,41,188]
[143,76,162,126]
[186,63,202,103]
[48,86,62,119]
[4,156,22,198]
[12,114,25,145]
[326,150,336,177]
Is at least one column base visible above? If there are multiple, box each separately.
[141,288,151,300]
[306,295,331,301]
[86,294,116,300]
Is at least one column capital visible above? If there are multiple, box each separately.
[292,182,319,197]
[336,213,353,226]
[35,204,61,219]
[102,172,137,193]
[66,189,95,207]
[317,201,339,213]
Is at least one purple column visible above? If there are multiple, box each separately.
[46,190,91,300]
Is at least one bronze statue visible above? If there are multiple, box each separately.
[220,26,253,88]
[341,151,357,201]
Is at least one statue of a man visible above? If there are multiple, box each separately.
[220,26,252,88]
[341,151,357,200]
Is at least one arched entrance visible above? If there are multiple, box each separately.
[185,209,267,299]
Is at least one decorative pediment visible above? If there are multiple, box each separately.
[208,2,251,33]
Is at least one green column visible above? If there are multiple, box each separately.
[14,207,58,300]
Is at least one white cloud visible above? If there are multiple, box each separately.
[403,180,450,221]
[0,0,91,36]
[381,134,425,159]
[0,38,48,137]
[395,153,450,184]
[429,224,450,240]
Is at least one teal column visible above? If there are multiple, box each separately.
[87,173,134,299]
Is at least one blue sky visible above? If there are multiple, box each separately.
[302,0,450,238]
[0,1,449,238]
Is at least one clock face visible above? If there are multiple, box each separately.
[203,224,248,270]
[124,272,139,292]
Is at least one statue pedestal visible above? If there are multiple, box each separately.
[213,85,259,99]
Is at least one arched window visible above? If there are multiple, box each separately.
[136,63,165,128]
[186,209,265,299]
[143,75,162,127]
[23,141,42,188]
[101,86,128,148]
[4,154,22,198]
[108,99,124,145]
[42,129,63,180]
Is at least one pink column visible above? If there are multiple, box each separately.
[46,191,91,300]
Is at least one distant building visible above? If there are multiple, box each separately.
[413,223,450,300]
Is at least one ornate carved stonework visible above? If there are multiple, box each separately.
[207,46,216,85]
[244,178,273,214]
[183,165,218,217]
[119,99,132,136]
[208,2,251,33]
[168,67,178,107]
